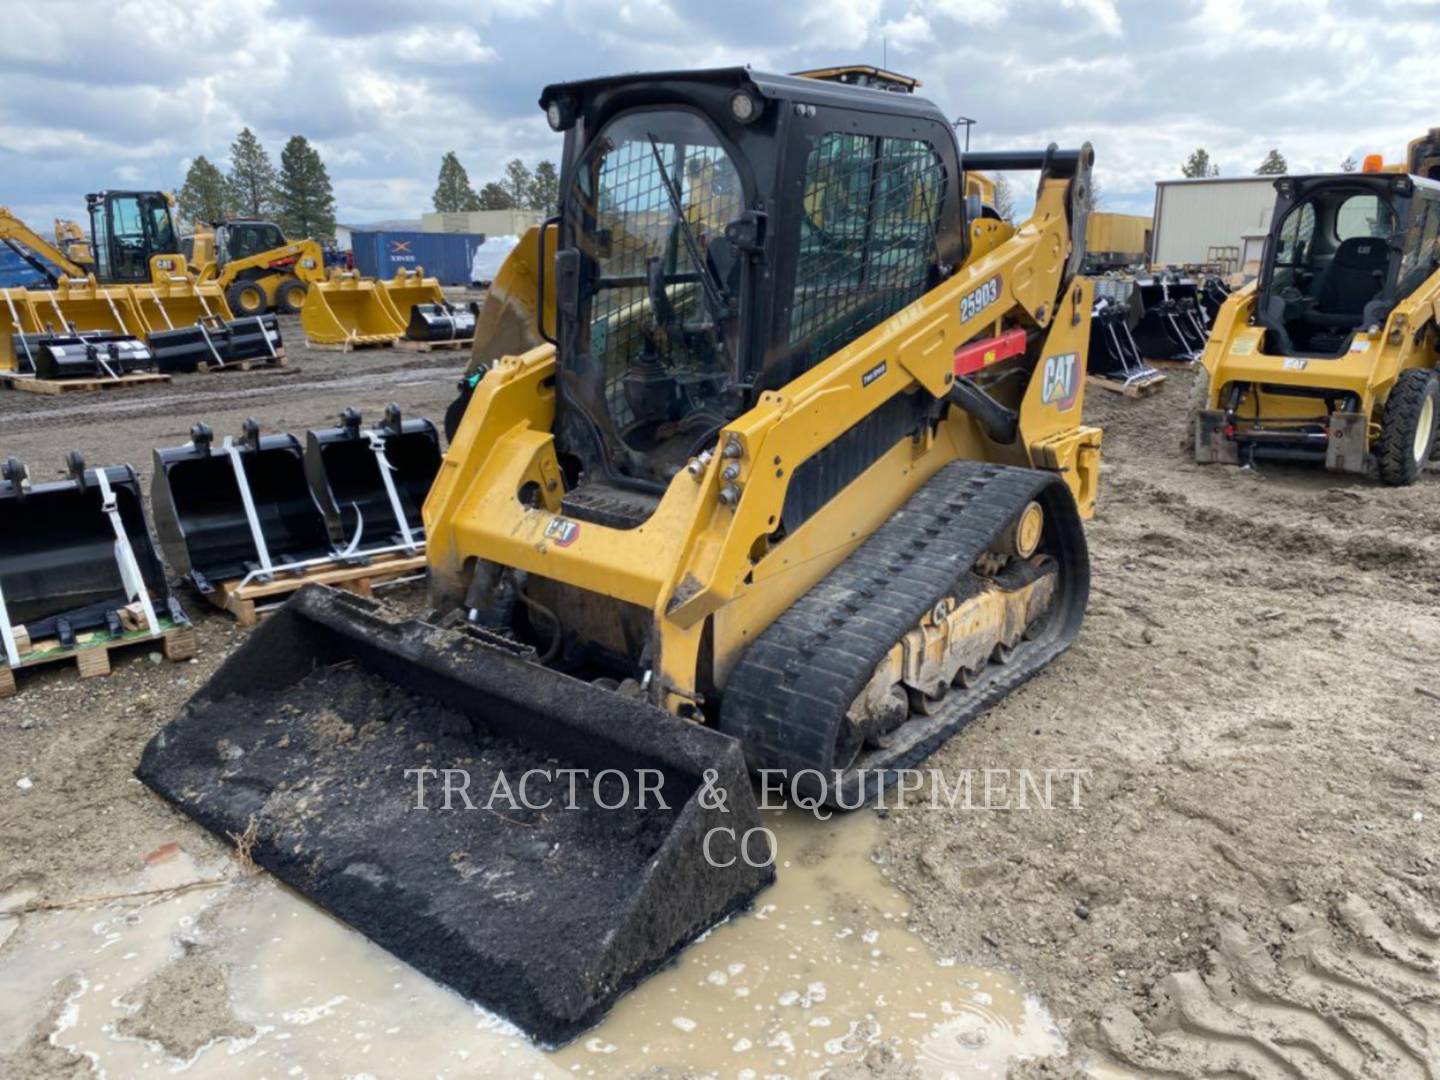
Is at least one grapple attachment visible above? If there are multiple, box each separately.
[29,333,156,379]
[405,301,477,342]
[300,273,405,346]
[136,586,772,1045]
[0,454,182,663]
[147,314,284,373]
[151,420,334,592]
[376,268,447,327]
[305,405,441,554]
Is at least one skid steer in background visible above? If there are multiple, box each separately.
[139,66,1102,1045]
[1,194,282,374]
[1194,130,1440,485]
[187,219,326,317]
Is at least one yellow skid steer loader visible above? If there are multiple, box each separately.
[139,67,1102,1044]
[1194,130,1440,484]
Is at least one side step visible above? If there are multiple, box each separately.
[136,586,772,1045]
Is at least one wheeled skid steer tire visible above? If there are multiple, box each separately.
[719,460,1089,807]
[1377,368,1440,486]
[274,278,308,315]
[226,279,269,318]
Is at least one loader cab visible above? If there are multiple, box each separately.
[85,190,179,284]
[1256,173,1440,357]
[539,68,965,511]
[215,220,287,267]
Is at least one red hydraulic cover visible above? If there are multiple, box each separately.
[954,328,1027,376]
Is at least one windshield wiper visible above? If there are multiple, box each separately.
[646,133,732,328]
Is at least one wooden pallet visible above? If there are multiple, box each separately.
[206,552,427,627]
[1,371,172,395]
[1087,370,1168,399]
[394,337,474,353]
[0,619,197,698]
[196,349,292,374]
[304,338,398,353]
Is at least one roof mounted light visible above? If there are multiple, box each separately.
[729,90,761,125]
[1362,153,1384,173]
[545,97,576,132]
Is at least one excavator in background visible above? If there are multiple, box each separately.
[1194,129,1440,484]
[139,65,1102,1045]
[185,219,324,316]
[0,192,282,375]
[53,218,93,268]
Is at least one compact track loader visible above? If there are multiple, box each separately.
[1194,131,1440,484]
[139,67,1102,1044]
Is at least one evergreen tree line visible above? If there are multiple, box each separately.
[1180,147,1358,179]
[177,128,336,242]
[432,152,559,214]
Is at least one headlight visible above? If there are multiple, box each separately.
[729,91,760,124]
[545,98,574,132]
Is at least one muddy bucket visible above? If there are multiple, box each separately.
[305,405,441,554]
[148,314,284,373]
[0,454,182,660]
[406,301,477,342]
[136,585,772,1045]
[300,273,404,346]
[151,420,335,592]
[377,268,446,327]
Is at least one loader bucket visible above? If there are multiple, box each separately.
[1087,281,1160,387]
[0,455,181,650]
[151,420,334,591]
[136,586,772,1045]
[1131,273,1208,362]
[31,333,156,379]
[129,281,228,336]
[305,405,441,553]
[148,315,284,373]
[300,273,404,346]
[30,278,146,338]
[468,224,553,372]
[376,268,447,328]
[406,302,477,342]
[1,287,43,373]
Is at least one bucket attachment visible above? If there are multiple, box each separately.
[1088,282,1161,388]
[305,405,441,554]
[148,314,284,373]
[151,420,335,592]
[470,224,552,368]
[300,272,405,346]
[1,287,43,373]
[376,268,447,327]
[1131,273,1209,363]
[28,278,147,339]
[129,279,229,336]
[0,453,185,663]
[15,332,155,379]
[136,585,772,1045]
[405,302,477,342]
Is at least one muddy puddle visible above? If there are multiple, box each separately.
[0,812,1064,1077]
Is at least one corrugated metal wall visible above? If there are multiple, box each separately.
[350,230,485,286]
[1152,179,1278,266]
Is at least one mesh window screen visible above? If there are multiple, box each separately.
[789,133,946,369]
[573,111,742,430]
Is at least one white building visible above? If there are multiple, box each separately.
[422,209,545,237]
[1150,176,1281,270]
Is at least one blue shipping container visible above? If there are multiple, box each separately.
[350,230,485,287]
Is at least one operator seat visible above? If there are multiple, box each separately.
[1309,236,1388,328]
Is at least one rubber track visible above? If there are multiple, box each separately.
[719,459,1089,805]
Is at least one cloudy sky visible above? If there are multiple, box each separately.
[3,0,1437,229]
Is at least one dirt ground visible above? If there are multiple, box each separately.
[1,340,1438,1077]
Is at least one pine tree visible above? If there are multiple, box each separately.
[1255,149,1288,175]
[433,152,481,213]
[992,175,1016,223]
[527,161,559,212]
[1182,148,1220,178]
[277,135,336,241]
[502,159,533,208]
[177,155,228,229]
[477,181,515,210]
[1340,155,1358,172]
[225,127,278,219]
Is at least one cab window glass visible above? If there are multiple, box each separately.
[1335,193,1394,240]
